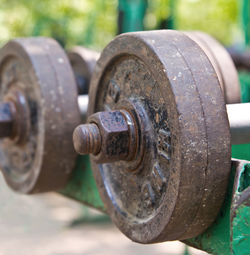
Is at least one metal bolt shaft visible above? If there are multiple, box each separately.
[73,110,137,163]
[73,123,101,155]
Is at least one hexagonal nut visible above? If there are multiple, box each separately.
[88,111,130,163]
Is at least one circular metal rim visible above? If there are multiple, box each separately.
[88,30,231,243]
[184,31,241,104]
[0,37,81,193]
[67,46,100,94]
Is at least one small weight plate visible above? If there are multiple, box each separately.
[185,31,241,104]
[88,30,231,243]
[67,46,100,94]
[0,38,81,193]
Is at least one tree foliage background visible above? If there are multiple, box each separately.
[176,0,242,46]
[145,0,242,45]
[0,0,117,49]
[0,0,243,50]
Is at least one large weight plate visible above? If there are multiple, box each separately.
[88,30,231,243]
[0,38,81,193]
[185,31,241,104]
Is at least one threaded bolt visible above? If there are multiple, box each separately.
[73,110,138,163]
[73,123,101,155]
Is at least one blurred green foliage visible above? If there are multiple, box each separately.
[144,0,171,30]
[176,0,242,46]
[0,0,117,50]
[0,0,243,49]
[144,0,242,45]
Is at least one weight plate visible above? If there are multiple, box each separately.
[185,31,241,104]
[88,30,231,243]
[0,37,81,193]
[67,46,100,94]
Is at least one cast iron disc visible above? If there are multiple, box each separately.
[88,30,231,243]
[185,31,241,104]
[0,37,81,193]
[67,46,100,94]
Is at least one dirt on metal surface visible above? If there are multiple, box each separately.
[88,30,231,243]
[185,31,241,104]
[0,37,81,193]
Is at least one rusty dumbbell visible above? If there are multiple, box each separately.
[74,31,243,162]
[0,38,99,193]
[72,30,245,244]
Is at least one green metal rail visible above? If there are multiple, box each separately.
[185,161,250,255]
[117,0,147,33]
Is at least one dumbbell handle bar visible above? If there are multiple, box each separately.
[78,97,250,145]
[227,103,250,144]
[78,95,88,120]
[0,96,247,145]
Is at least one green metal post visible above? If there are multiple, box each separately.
[118,0,147,33]
[233,0,250,159]
[241,0,250,46]
[168,0,177,29]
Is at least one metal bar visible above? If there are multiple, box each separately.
[241,0,250,46]
[118,0,148,34]
[78,97,250,146]
[227,103,250,144]
[78,95,88,121]
[168,0,177,29]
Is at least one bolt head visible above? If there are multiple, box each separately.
[88,111,130,163]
